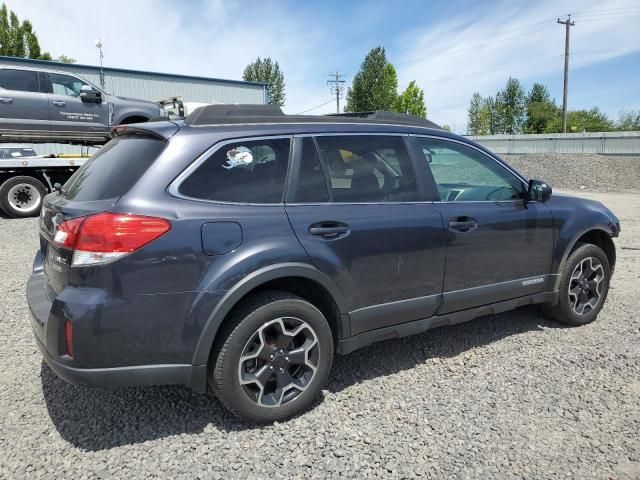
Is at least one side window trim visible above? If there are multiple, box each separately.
[168,134,293,206]
[285,136,332,204]
[411,134,528,203]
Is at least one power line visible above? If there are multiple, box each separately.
[558,14,575,133]
[295,98,335,115]
[327,71,346,113]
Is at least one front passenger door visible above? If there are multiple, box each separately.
[44,72,108,137]
[412,136,554,314]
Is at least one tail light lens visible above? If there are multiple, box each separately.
[64,319,74,358]
[53,212,171,266]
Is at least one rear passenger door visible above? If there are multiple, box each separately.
[285,135,446,336]
[0,68,50,136]
[411,136,554,314]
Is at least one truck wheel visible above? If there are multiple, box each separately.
[0,176,47,218]
[210,290,334,423]
[541,243,611,326]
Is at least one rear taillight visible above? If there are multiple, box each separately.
[53,212,171,266]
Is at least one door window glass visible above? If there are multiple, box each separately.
[290,138,329,203]
[415,137,523,201]
[0,69,39,92]
[49,73,88,98]
[179,138,291,203]
[315,135,419,203]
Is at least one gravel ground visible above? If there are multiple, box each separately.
[1,189,639,479]
[504,154,640,192]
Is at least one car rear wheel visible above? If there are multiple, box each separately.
[541,243,611,326]
[0,176,47,218]
[210,291,333,423]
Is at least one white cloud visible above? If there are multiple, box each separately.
[393,0,640,131]
[9,0,640,130]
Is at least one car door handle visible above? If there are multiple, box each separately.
[52,100,66,107]
[0,97,12,103]
[309,222,349,238]
[448,218,478,233]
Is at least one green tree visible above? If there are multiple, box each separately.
[0,3,60,60]
[56,54,76,64]
[0,4,10,56]
[393,80,426,118]
[567,108,613,132]
[467,92,488,134]
[242,57,286,106]
[345,46,398,112]
[524,83,558,133]
[484,96,499,135]
[495,77,526,134]
[616,110,640,131]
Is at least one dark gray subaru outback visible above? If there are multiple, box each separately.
[27,106,620,423]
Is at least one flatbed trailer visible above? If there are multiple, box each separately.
[0,155,88,217]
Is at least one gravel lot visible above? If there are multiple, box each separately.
[1,167,639,477]
[505,154,640,192]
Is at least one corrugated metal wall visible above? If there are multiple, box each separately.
[0,56,267,104]
[466,131,640,155]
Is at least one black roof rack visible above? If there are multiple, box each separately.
[185,105,442,130]
[327,111,441,129]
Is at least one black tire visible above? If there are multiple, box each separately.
[0,176,47,218]
[541,242,611,326]
[210,290,334,423]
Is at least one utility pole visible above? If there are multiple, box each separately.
[327,71,345,114]
[557,14,575,133]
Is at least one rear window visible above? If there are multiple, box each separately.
[0,69,40,92]
[61,135,165,201]
[178,138,291,203]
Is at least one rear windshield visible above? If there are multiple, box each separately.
[61,135,165,201]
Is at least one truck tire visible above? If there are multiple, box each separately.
[0,176,48,218]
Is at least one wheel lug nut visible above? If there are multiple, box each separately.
[269,354,274,360]
[285,356,289,362]
[279,349,284,354]
[279,367,284,373]
[269,365,274,370]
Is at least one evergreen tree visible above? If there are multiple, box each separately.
[345,47,398,112]
[525,82,558,133]
[495,77,526,134]
[393,80,426,118]
[0,3,59,60]
[242,57,286,106]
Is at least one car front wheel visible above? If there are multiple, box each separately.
[542,242,611,326]
[210,291,334,423]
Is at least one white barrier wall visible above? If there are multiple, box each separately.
[465,131,640,155]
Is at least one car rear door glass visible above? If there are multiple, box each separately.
[289,137,329,203]
[414,137,523,201]
[62,135,165,201]
[178,138,291,203]
[314,135,419,203]
[0,69,40,92]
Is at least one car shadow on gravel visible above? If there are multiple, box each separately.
[42,305,560,451]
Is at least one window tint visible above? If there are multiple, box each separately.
[179,138,291,203]
[49,73,87,98]
[62,135,165,201]
[415,138,523,202]
[315,135,419,203]
[290,138,329,203]
[0,69,39,92]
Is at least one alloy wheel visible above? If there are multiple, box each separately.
[237,317,320,408]
[568,256,605,315]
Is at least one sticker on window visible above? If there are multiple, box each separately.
[223,146,253,169]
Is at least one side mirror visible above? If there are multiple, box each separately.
[528,179,552,202]
[80,85,101,102]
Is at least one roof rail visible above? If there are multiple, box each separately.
[186,104,284,125]
[327,111,441,129]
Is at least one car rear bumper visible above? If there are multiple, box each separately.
[26,266,208,392]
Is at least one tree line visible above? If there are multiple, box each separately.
[467,77,640,135]
[0,3,75,63]
[243,46,432,124]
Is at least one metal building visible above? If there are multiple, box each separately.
[0,56,268,154]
